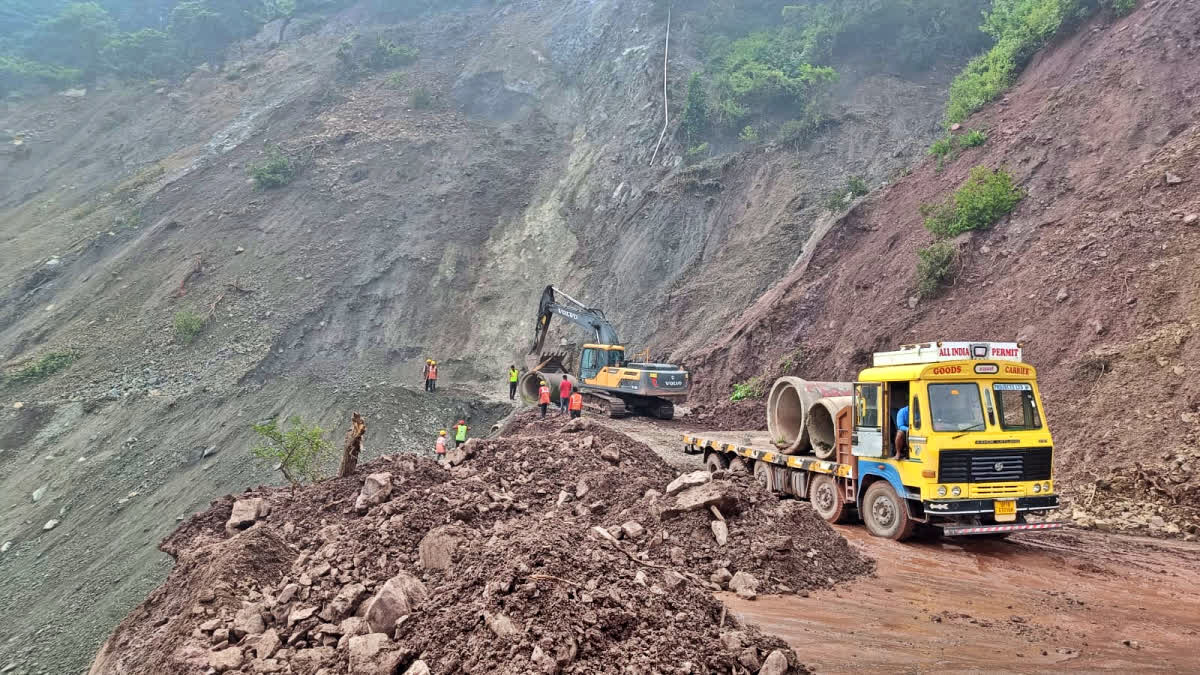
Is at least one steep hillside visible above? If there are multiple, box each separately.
[0,1,975,671]
[688,0,1200,537]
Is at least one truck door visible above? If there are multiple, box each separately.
[852,383,884,458]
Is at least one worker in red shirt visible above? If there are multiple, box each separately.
[537,380,551,418]
[568,390,584,419]
[558,376,573,416]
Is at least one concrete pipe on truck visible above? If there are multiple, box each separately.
[805,396,852,460]
[766,377,853,455]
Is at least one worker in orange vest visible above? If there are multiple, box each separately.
[435,429,447,457]
[422,359,432,392]
[568,390,583,419]
[428,360,439,393]
[537,380,551,418]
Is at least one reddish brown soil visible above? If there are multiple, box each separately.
[728,527,1200,673]
[685,0,1200,537]
[89,411,871,674]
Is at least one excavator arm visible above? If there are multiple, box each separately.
[530,285,621,355]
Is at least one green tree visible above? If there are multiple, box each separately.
[250,416,334,493]
[34,2,116,75]
[102,27,177,78]
[167,1,230,64]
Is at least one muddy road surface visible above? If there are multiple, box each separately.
[724,528,1200,673]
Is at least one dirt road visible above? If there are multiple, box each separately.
[724,528,1200,673]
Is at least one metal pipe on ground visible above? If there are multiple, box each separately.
[805,396,852,460]
[766,377,853,455]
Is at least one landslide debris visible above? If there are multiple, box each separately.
[90,412,871,674]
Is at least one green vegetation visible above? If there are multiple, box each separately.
[922,166,1023,239]
[410,86,432,109]
[384,71,406,89]
[250,415,334,493]
[248,146,296,189]
[778,346,806,373]
[0,0,363,96]
[916,166,1022,297]
[946,0,1138,124]
[928,128,989,169]
[368,37,418,69]
[824,175,869,211]
[173,309,206,343]
[680,72,708,142]
[677,0,991,144]
[738,125,760,143]
[685,142,710,164]
[731,376,767,402]
[916,241,958,298]
[4,351,77,384]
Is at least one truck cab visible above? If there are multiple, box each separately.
[849,342,1059,538]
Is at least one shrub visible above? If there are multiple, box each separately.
[847,175,869,197]
[923,166,1023,239]
[680,72,709,141]
[6,352,77,384]
[249,146,296,189]
[962,128,989,148]
[685,142,711,163]
[384,71,407,88]
[369,38,418,70]
[410,87,433,109]
[173,310,207,343]
[928,135,955,159]
[916,241,957,298]
[731,376,766,402]
[250,416,334,493]
[738,125,760,143]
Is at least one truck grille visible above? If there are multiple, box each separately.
[938,447,1053,483]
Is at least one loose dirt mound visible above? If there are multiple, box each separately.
[90,412,871,674]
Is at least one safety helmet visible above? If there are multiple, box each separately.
[439,430,447,436]
[432,360,437,365]
[427,359,432,363]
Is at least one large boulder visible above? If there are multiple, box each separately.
[232,604,266,637]
[760,649,790,675]
[348,633,403,675]
[729,571,759,600]
[207,647,243,673]
[661,481,739,520]
[355,473,394,513]
[225,498,270,535]
[328,582,369,620]
[665,470,711,496]
[364,572,428,633]
[418,525,466,570]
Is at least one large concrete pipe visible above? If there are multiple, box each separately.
[766,377,853,455]
[805,396,852,460]
[518,370,574,405]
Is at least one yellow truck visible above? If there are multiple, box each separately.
[684,342,1062,540]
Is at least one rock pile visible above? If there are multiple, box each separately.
[89,412,872,674]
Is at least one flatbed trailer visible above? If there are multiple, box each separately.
[683,425,1064,539]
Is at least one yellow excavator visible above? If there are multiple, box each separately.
[526,285,690,419]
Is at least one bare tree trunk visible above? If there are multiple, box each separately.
[338,412,367,478]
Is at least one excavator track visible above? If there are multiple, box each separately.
[583,391,630,418]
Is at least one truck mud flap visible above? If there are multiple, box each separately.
[940,522,1065,536]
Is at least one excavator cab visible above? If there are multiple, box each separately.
[580,344,624,381]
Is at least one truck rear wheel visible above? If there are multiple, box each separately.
[862,481,915,541]
[728,457,750,474]
[809,474,850,524]
[705,452,729,473]
[753,460,777,492]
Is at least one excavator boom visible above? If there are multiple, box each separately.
[531,285,621,355]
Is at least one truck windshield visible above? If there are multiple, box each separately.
[928,383,986,432]
[993,383,1043,430]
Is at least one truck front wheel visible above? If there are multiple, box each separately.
[705,452,729,473]
[809,474,850,524]
[862,481,915,541]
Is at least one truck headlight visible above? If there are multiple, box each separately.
[1043,481,1051,492]
[937,486,947,497]
[1033,483,1041,493]
[951,486,961,497]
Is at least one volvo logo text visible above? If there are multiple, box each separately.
[994,462,1005,472]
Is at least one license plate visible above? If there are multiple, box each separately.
[994,500,1017,520]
